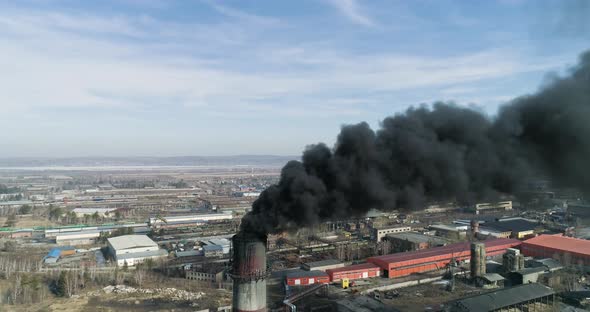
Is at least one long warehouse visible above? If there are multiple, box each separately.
[521,234,590,265]
[368,238,521,278]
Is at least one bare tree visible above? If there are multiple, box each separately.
[135,267,146,288]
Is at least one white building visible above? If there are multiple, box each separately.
[148,212,233,226]
[107,235,167,266]
[72,208,117,217]
[473,201,513,215]
[55,230,101,245]
[371,225,412,241]
[207,238,230,254]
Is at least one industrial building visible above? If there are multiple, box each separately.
[55,230,101,245]
[429,223,468,239]
[368,238,521,278]
[521,234,590,266]
[384,232,449,252]
[301,259,344,272]
[72,208,117,217]
[471,201,513,215]
[507,266,547,285]
[148,212,233,226]
[207,238,230,254]
[326,263,381,282]
[43,246,76,264]
[480,218,538,239]
[450,283,555,311]
[202,244,223,257]
[107,235,167,266]
[10,229,33,238]
[371,225,412,241]
[285,270,330,286]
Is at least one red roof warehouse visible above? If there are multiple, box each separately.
[368,238,521,278]
[285,270,330,286]
[521,234,590,266]
[326,263,380,282]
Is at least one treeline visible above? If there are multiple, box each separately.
[0,184,20,194]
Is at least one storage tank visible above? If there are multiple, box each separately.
[231,231,267,312]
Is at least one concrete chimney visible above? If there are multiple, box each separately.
[231,232,267,312]
[470,242,486,279]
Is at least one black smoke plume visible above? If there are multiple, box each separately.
[242,50,590,235]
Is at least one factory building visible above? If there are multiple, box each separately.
[429,224,468,239]
[385,232,450,252]
[521,234,590,266]
[450,283,555,312]
[480,218,538,239]
[207,238,230,254]
[371,225,412,241]
[72,208,117,217]
[471,201,513,215]
[506,267,547,285]
[368,238,521,278]
[55,230,101,245]
[285,270,330,286]
[107,235,167,266]
[326,263,381,282]
[148,212,233,226]
[10,229,33,238]
[301,259,344,272]
[202,245,223,257]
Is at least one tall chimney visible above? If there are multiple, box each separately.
[470,220,479,238]
[470,242,486,279]
[231,231,267,312]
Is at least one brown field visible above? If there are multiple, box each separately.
[0,215,58,228]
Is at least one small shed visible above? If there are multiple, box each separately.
[507,267,547,285]
[476,273,505,289]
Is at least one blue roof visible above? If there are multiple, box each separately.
[47,248,61,258]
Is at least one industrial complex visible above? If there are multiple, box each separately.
[1,165,590,311]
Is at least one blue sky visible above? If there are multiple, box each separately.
[0,0,588,157]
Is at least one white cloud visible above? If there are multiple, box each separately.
[206,1,281,26]
[324,0,376,27]
[0,8,570,119]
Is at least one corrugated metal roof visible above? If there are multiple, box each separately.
[369,238,521,264]
[108,235,157,251]
[481,273,505,282]
[386,232,449,244]
[523,234,590,256]
[453,283,554,311]
[116,249,168,260]
[302,259,342,268]
[47,248,61,258]
[207,238,230,246]
[286,270,328,279]
[203,245,223,251]
[72,208,117,214]
[483,219,538,233]
[326,263,379,274]
[175,250,201,257]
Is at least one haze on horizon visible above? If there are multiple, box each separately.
[1,0,589,158]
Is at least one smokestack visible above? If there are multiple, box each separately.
[470,220,479,238]
[470,242,486,279]
[231,231,267,312]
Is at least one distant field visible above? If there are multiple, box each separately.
[0,216,57,228]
